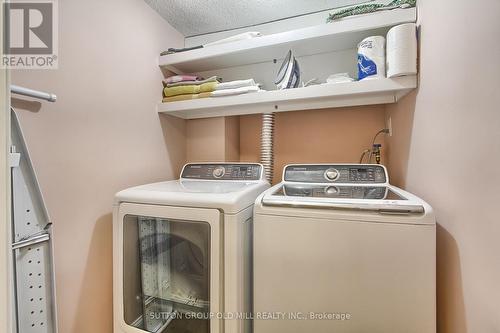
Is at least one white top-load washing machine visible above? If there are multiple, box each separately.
[113,163,269,333]
[253,164,436,333]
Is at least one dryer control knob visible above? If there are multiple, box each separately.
[325,186,339,195]
[213,166,225,178]
[324,168,339,181]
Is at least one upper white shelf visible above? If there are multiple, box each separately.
[158,76,417,119]
[160,8,417,74]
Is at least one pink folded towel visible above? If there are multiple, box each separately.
[163,76,219,88]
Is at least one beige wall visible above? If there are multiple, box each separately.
[386,0,500,332]
[10,0,184,332]
[186,116,240,162]
[240,106,387,183]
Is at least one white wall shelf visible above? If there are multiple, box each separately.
[158,76,417,119]
[159,8,416,74]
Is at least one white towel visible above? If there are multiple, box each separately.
[216,79,257,91]
[212,86,260,97]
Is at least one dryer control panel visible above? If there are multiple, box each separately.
[181,163,263,181]
[284,164,387,184]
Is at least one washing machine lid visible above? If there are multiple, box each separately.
[260,164,429,215]
[115,163,270,214]
[262,183,425,214]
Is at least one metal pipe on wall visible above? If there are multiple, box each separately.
[260,113,275,183]
[10,85,57,102]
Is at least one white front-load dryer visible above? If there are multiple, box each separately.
[113,163,269,333]
[253,164,436,333]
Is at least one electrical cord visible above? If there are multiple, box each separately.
[372,128,390,146]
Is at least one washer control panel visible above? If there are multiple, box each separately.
[284,164,387,184]
[181,163,263,181]
[280,184,389,199]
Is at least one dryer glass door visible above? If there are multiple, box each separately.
[118,204,221,333]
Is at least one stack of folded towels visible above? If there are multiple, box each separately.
[162,75,260,103]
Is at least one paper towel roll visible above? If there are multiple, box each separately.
[357,36,386,80]
[386,23,418,78]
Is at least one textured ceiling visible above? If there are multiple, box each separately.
[144,0,370,37]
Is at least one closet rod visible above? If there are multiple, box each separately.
[10,85,57,102]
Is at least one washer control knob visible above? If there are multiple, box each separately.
[213,166,225,178]
[325,186,339,195]
[324,168,340,181]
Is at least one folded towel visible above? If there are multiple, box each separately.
[212,86,260,97]
[163,92,212,103]
[162,86,260,102]
[164,75,202,84]
[164,81,218,97]
[216,79,257,91]
[164,76,219,88]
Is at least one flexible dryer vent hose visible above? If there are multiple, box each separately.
[260,113,275,183]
